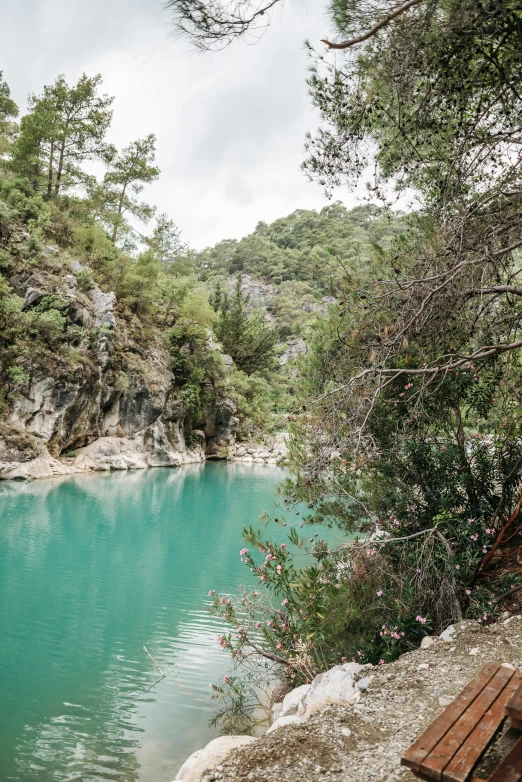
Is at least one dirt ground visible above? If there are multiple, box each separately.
[204,613,522,782]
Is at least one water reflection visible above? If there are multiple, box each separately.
[0,464,294,781]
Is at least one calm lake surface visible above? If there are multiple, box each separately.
[0,463,305,782]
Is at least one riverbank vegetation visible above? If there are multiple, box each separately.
[166,0,522,698]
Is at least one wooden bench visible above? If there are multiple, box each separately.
[401,662,522,781]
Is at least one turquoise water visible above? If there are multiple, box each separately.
[0,463,302,782]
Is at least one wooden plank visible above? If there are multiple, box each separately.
[507,682,522,721]
[488,734,522,782]
[420,665,514,780]
[402,664,500,775]
[442,671,522,782]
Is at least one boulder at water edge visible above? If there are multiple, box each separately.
[174,735,255,782]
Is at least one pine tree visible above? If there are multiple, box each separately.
[0,72,19,162]
[147,212,186,264]
[216,276,277,375]
[102,135,160,243]
[13,74,113,197]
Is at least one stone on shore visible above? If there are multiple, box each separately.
[174,736,255,782]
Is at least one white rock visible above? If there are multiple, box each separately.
[271,702,283,723]
[0,452,79,481]
[420,636,435,649]
[341,727,352,737]
[304,665,358,709]
[417,664,429,671]
[469,647,480,656]
[357,677,372,692]
[280,684,311,717]
[342,663,364,676]
[266,714,302,734]
[175,736,255,782]
[440,625,456,642]
[438,696,454,706]
[89,285,116,329]
[73,437,147,471]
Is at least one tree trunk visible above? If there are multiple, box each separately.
[47,139,55,200]
[54,138,66,197]
[454,406,478,510]
[111,185,127,244]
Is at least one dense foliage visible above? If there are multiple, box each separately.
[168,0,522,706]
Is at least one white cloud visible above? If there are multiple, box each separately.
[0,0,357,248]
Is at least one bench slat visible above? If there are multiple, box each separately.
[402,663,500,775]
[421,666,515,780]
[487,734,522,782]
[442,670,522,782]
[506,683,522,722]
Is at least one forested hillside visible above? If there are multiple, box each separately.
[0,69,407,470]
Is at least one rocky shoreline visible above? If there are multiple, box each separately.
[0,427,289,482]
[174,613,522,782]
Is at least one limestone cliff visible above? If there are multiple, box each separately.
[0,251,240,480]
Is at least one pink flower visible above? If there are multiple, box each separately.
[465,589,471,595]
[240,548,248,556]
[378,659,386,665]
[455,565,460,570]
[223,675,230,684]
[281,543,287,549]
[468,518,476,524]
[276,643,282,649]
[470,533,479,541]
[415,615,427,624]
[341,656,348,663]
[376,590,383,597]
[208,590,214,596]
[282,598,289,606]
[276,565,282,574]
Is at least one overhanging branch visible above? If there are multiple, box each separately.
[321,0,423,50]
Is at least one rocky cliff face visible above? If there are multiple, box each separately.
[0,255,240,480]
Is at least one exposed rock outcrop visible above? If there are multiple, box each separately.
[0,260,210,479]
[204,399,240,457]
[231,433,289,465]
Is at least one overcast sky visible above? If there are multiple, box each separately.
[0,0,359,249]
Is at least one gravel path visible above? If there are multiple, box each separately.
[207,615,522,782]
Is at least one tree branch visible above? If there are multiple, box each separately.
[321,0,423,50]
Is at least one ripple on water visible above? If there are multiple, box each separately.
[0,464,308,782]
